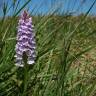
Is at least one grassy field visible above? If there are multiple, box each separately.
[0,0,96,96]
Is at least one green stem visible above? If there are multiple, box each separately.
[22,52,29,96]
[22,66,28,96]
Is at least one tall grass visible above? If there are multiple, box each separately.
[0,0,96,96]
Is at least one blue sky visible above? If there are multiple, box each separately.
[0,0,96,16]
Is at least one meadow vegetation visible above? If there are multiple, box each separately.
[0,0,96,96]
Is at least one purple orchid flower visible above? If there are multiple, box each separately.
[15,10,36,67]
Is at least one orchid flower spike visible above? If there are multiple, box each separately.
[15,10,36,67]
